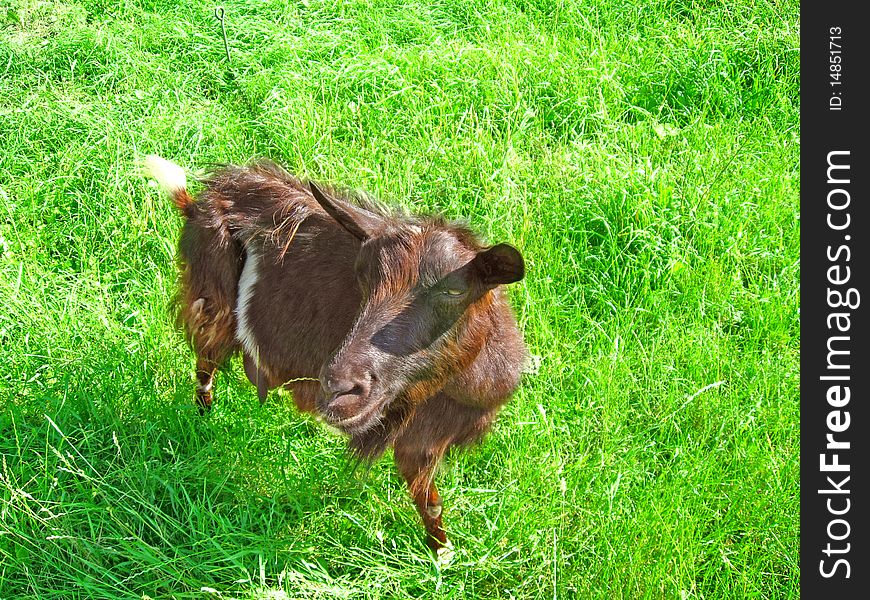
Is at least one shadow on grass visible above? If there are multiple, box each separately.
[1,340,432,597]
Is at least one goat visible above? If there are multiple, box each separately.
[145,155,528,551]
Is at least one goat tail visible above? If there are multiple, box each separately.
[143,154,194,217]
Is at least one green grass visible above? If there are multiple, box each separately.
[0,0,799,597]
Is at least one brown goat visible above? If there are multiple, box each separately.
[145,155,528,551]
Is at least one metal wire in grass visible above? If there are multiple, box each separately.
[212,6,282,151]
[214,7,231,64]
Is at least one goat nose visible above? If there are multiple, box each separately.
[319,369,374,422]
[320,368,373,402]
[325,377,369,400]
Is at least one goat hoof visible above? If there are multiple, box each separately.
[435,540,455,566]
[426,529,449,552]
[196,393,213,415]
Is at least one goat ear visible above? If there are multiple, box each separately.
[309,181,384,241]
[472,243,525,286]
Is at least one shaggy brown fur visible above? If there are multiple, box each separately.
[152,158,527,550]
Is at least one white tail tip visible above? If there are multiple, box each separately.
[143,154,187,195]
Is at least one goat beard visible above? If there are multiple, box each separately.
[345,350,469,460]
[346,387,425,460]
[347,396,411,460]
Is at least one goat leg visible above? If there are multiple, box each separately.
[416,480,448,551]
[195,359,216,414]
[394,442,448,551]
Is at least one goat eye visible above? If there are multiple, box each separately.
[442,288,465,298]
